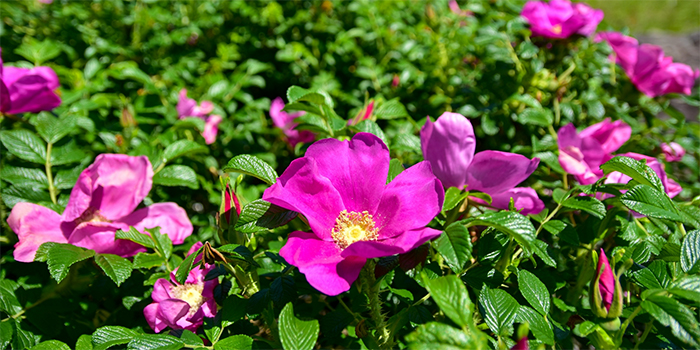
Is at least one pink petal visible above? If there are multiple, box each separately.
[159,299,190,326]
[300,256,366,296]
[263,157,345,241]
[373,161,444,239]
[341,227,442,259]
[511,337,529,350]
[490,187,545,215]
[270,97,293,129]
[144,303,168,333]
[62,154,153,223]
[202,114,222,144]
[177,89,199,119]
[420,113,476,189]
[595,32,639,74]
[597,250,615,311]
[152,278,174,302]
[304,132,389,213]
[661,142,685,162]
[269,97,313,147]
[7,203,66,262]
[67,222,146,257]
[579,118,631,154]
[3,67,61,114]
[465,151,539,195]
[0,81,10,112]
[118,202,193,245]
[573,3,603,36]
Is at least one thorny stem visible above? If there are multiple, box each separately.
[361,260,391,349]
[45,142,57,205]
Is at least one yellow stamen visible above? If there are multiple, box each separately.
[332,210,379,249]
[170,283,206,317]
[552,24,563,35]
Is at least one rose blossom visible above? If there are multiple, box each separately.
[270,97,316,148]
[7,154,192,262]
[661,142,685,162]
[263,133,444,295]
[420,112,544,215]
[177,89,222,144]
[144,242,217,333]
[521,0,603,39]
[0,47,61,115]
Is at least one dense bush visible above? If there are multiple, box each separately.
[1,0,698,349]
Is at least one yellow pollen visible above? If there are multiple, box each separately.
[170,283,206,317]
[332,210,379,249]
[76,207,110,225]
[552,24,563,35]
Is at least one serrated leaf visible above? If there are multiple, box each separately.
[621,185,683,222]
[94,254,133,287]
[50,140,88,165]
[148,228,173,261]
[54,166,82,189]
[46,243,95,283]
[387,159,404,184]
[374,98,409,120]
[1,186,51,208]
[0,280,22,315]
[406,322,486,350]
[0,321,13,350]
[214,335,253,350]
[423,275,473,328]
[126,334,183,350]
[221,295,248,327]
[479,286,519,336]
[518,270,550,315]
[542,220,579,245]
[0,130,46,163]
[162,140,208,163]
[175,245,202,285]
[173,117,206,132]
[115,227,155,248]
[223,154,278,185]
[279,302,319,350]
[642,295,700,347]
[353,120,388,147]
[443,187,468,212]
[35,113,77,144]
[668,275,700,301]
[153,165,199,189]
[0,166,48,188]
[562,196,605,219]
[179,330,202,347]
[11,319,37,350]
[518,108,553,127]
[515,306,553,345]
[458,211,536,251]
[30,340,71,350]
[286,86,332,107]
[92,326,137,350]
[680,230,700,274]
[132,253,163,269]
[434,223,472,273]
[601,156,665,192]
[234,199,297,234]
[15,39,62,65]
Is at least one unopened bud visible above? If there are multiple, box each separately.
[591,249,624,319]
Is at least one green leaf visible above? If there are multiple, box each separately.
[405,322,478,350]
[214,335,253,350]
[234,199,297,234]
[353,120,389,147]
[115,227,155,248]
[0,130,47,164]
[531,240,556,267]
[30,340,71,350]
[46,243,95,283]
[443,187,469,212]
[642,295,700,347]
[621,185,683,222]
[387,159,404,184]
[278,302,319,350]
[148,228,173,261]
[0,166,48,188]
[601,156,664,192]
[11,319,37,350]
[0,321,13,350]
[434,223,473,273]
[94,254,133,287]
[162,140,208,162]
[515,306,554,345]
[223,154,278,185]
[54,166,82,189]
[221,295,248,327]
[173,117,206,132]
[126,334,184,350]
[35,113,77,144]
[518,270,550,315]
[15,38,62,65]
[1,186,51,208]
[175,245,202,285]
[153,165,199,189]
[92,326,138,350]
[668,275,700,301]
[542,220,579,245]
[680,230,700,274]
[374,98,409,120]
[423,275,473,328]
[132,253,164,269]
[179,331,202,347]
[518,108,553,127]
[562,196,606,219]
[479,286,520,336]
[286,86,332,107]
[458,211,536,251]
[75,335,93,350]
[50,140,88,165]
[0,280,22,315]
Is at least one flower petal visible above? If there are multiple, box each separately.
[3,67,61,114]
[301,256,366,296]
[7,203,66,262]
[597,250,615,310]
[578,118,631,154]
[202,115,222,144]
[489,187,545,215]
[279,231,343,268]
[304,132,389,213]
[661,142,685,162]
[263,157,345,240]
[62,154,153,223]
[152,278,174,302]
[159,299,190,326]
[373,161,444,239]
[119,203,193,245]
[67,222,146,257]
[341,227,442,259]
[420,113,476,189]
[144,303,168,333]
[465,151,539,195]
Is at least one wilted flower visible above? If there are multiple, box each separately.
[591,249,622,318]
[0,47,61,115]
[270,97,316,148]
[557,118,631,185]
[7,154,192,262]
[521,0,603,39]
[420,112,543,215]
[264,133,444,295]
[661,142,685,162]
[596,32,699,97]
[144,242,217,333]
[605,152,682,198]
[177,89,222,144]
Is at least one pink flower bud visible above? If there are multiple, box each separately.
[596,250,615,311]
[223,184,241,225]
[511,337,529,350]
[661,142,685,162]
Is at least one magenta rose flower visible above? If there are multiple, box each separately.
[596,32,699,97]
[0,48,61,115]
[557,118,632,185]
[144,242,218,333]
[177,89,222,144]
[420,112,543,215]
[7,154,192,262]
[270,97,316,148]
[661,142,685,162]
[263,133,444,296]
[521,0,603,39]
[605,152,682,198]
[512,337,529,350]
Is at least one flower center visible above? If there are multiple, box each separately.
[331,210,379,249]
[552,24,563,35]
[76,207,110,225]
[170,283,206,317]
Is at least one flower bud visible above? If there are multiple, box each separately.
[220,184,241,229]
[590,249,623,319]
[511,337,528,350]
[661,142,685,162]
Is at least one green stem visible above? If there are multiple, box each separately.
[633,321,653,350]
[361,260,391,349]
[536,201,564,236]
[45,142,57,205]
[615,305,642,346]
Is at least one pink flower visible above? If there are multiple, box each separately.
[596,250,615,311]
[270,97,316,148]
[512,337,529,350]
[420,112,544,215]
[7,154,192,262]
[449,0,473,17]
[144,242,218,333]
[557,118,631,185]
[521,0,603,39]
[0,48,61,115]
[605,152,682,198]
[661,142,685,162]
[263,133,444,296]
[596,32,699,97]
[177,89,221,144]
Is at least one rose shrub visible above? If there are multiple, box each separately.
[0,0,698,349]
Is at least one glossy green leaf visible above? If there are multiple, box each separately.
[0,166,48,188]
[434,223,473,273]
[681,230,700,274]
[46,243,95,283]
[30,340,71,350]
[175,245,202,285]
[0,130,47,164]
[423,275,473,328]
[91,326,138,350]
[562,196,606,219]
[153,165,199,189]
[387,159,404,184]
[621,185,683,222]
[279,302,319,350]
[458,211,536,251]
[518,270,549,315]
[642,295,700,347]
[479,286,520,336]
[234,199,297,234]
[223,154,278,185]
[214,335,253,350]
[515,306,553,345]
[94,254,133,287]
[126,334,184,350]
[601,156,664,192]
[115,227,155,248]
[162,140,208,163]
